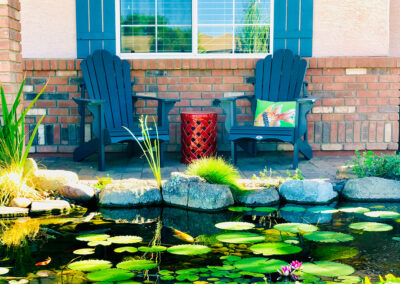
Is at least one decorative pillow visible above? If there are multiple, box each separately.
[254,100,296,127]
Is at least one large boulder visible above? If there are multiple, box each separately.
[234,180,280,205]
[30,200,71,214]
[60,183,95,202]
[163,173,234,211]
[279,179,337,204]
[99,179,162,207]
[342,177,400,201]
[10,197,32,208]
[32,170,79,193]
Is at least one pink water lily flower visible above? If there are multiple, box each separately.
[277,265,292,277]
[290,260,303,271]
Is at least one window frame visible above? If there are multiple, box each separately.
[115,0,274,59]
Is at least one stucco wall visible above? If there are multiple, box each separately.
[390,0,400,56]
[21,0,77,59]
[313,0,390,57]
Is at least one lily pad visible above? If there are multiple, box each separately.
[216,232,265,244]
[176,274,200,281]
[280,206,306,212]
[108,236,143,244]
[274,223,318,234]
[304,231,354,243]
[234,257,288,273]
[76,234,110,242]
[284,239,299,245]
[228,207,252,212]
[302,261,355,277]
[68,259,112,272]
[250,242,302,256]
[167,244,211,255]
[138,246,167,252]
[338,207,370,214]
[87,268,135,282]
[393,237,400,241]
[114,247,138,253]
[311,245,358,261]
[364,211,400,219]
[73,248,95,255]
[253,207,278,212]
[349,222,393,232]
[116,260,157,270]
[0,267,9,275]
[88,240,112,247]
[215,221,255,231]
[307,206,338,214]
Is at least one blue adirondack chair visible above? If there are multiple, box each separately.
[214,49,317,168]
[73,50,178,171]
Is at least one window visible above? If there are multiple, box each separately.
[117,0,273,57]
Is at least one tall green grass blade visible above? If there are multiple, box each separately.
[21,114,44,168]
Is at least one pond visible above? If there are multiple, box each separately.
[0,202,399,283]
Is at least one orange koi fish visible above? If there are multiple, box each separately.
[35,257,51,266]
[254,104,295,127]
[171,228,194,243]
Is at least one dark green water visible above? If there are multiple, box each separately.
[0,202,399,283]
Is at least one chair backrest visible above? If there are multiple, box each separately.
[80,50,134,129]
[254,49,308,102]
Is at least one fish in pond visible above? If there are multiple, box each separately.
[35,257,51,266]
[171,228,194,243]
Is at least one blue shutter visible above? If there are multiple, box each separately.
[274,0,313,57]
[76,0,116,58]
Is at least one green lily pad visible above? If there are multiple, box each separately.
[253,207,278,212]
[234,257,288,273]
[73,248,95,255]
[349,222,393,232]
[176,274,200,281]
[228,207,252,212]
[160,275,175,281]
[364,211,400,219]
[215,221,255,231]
[87,269,135,282]
[0,267,9,275]
[167,244,211,255]
[274,223,318,234]
[76,234,110,242]
[304,231,354,243]
[138,246,167,252]
[338,275,362,283]
[108,236,143,244]
[216,232,265,244]
[311,245,358,261]
[116,260,157,271]
[250,242,302,256]
[307,206,338,214]
[88,240,112,247]
[393,237,400,241]
[338,207,370,213]
[114,247,138,253]
[284,239,300,245]
[280,206,306,212]
[302,261,355,277]
[221,255,242,262]
[68,259,112,272]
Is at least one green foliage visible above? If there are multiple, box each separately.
[252,168,304,189]
[124,116,162,190]
[94,174,112,190]
[349,150,400,180]
[185,157,242,190]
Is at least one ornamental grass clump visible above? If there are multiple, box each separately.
[185,157,242,190]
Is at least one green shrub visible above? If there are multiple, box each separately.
[251,168,304,189]
[349,150,400,180]
[185,157,242,190]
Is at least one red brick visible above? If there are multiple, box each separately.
[377,121,384,142]
[379,90,399,97]
[354,121,361,142]
[181,92,202,99]
[368,83,389,90]
[357,75,378,83]
[338,122,345,142]
[357,106,378,112]
[323,69,345,76]
[202,93,223,99]
[335,76,356,83]
[367,98,388,105]
[366,143,388,150]
[223,77,243,84]
[357,90,378,97]
[323,83,345,91]
[235,84,254,91]
[200,77,221,84]
[367,113,388,120]
[213,84,233,92]
[312,76,333,83]
[330,122,337,143]
[48,77,68,85]
[48,109,68,116]
[322,98,344,106]
[179,77,199,84]
[322,114,343,121]
[212,70,233,76]
[347,83,367,90]
[191,99,212,106]
[190,85,211,92]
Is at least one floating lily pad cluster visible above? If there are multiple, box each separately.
[76,234,143,247]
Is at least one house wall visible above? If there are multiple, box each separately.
[390,0,400,56]
[23,58,399,154]
[20,0,76,58]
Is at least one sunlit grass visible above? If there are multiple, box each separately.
[0,219,41,247]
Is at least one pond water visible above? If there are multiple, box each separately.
[0,202,399,283]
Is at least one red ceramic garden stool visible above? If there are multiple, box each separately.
[181,111,217,164]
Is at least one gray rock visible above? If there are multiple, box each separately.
[32,170,79,193]
[163,173,234,210]
[101,207,161,223]
[279,179,337,204]
[342,177,400,201]
[10,197,32,208]
[0,206,29,217]
[30,200,71,214]
[99,179,162,207]
[234,179,280,205]
[60,183,95,202]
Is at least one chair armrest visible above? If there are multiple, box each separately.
[132,94,179,103]
[214,95,254,104]
[73,97,105,106]
[297,97,319,104]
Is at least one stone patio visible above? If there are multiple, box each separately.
[35,152,351,182]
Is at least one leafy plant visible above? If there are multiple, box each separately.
[124,116,162,191]
[251,168,304,189]
[349,150,400,180]
[185,156,242,190]
[93,174,112,190]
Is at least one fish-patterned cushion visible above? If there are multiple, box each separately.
[254,100,296,127]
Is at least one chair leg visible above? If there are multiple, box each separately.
[160,140,166,168]
[231,141,237,165]
[98,130,106,171]
[293,140,299,170]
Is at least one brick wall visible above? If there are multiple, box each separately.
[23,57,400,154]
